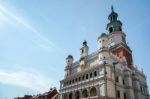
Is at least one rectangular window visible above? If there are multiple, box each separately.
[90,73,92,78]
[79,77,81,81]
[72,79,74,83]
[117,90,120,98]
[123,79,125,85]
[94,71,97,77]
[86,74,88,79]
[75,78,77,82]
[82,76,84,80]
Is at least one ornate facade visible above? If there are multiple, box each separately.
[59,6,149,99]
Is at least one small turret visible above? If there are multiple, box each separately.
[80,40,89,57]
[66,54,74,66]
[65,54,74,78]
[106,6,122,33]
[97,33,108,49]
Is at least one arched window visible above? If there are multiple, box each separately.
[109,27,113,33]
[90,87,97,96]
[63,94,67,99]
[82,89,88,98]
[81,49,84,54]
[119,27,122,31]
[75,91,80,99]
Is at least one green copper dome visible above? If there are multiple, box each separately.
[100,33,107,37]
[97,33,108,40]
[106,6,123,33]
[108,6,118,21]
[83,40,87,46]
[66,54,73,60]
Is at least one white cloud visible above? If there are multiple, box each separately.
[0,4,59,52]
[0,69,54,92]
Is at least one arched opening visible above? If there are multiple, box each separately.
[69,93,72,99]
[90,87,97,97]
[82,89,88,98]
[109,27,113,33]
[63,94,67,99]
[75,91,80,99]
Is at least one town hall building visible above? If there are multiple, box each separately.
[59,7,149,99]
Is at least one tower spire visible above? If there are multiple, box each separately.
[111,5,114,12]
[106,6,122,33]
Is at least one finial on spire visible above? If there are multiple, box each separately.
[111,5,114,12]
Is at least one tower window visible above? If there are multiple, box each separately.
[119,27,122,31]
[109,27,113,33]
[111,17,113,21]
[81,49,84,54]
[113,16,115,21]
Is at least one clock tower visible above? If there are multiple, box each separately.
[107,6,133,68]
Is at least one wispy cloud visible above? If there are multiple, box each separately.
[0,69,54,92]
[0,4,59,52]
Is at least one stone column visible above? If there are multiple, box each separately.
[124,69,135,99]
[87,87,91,97]
[59,93,63,99]
[72,91,75,99]
[79,89,82,99]
[96,85,100,97]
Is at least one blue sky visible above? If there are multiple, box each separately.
[0,0,150,99]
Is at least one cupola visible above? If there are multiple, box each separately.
[66,54,73,66]
[106,6,122,33]
[80,40,89,58]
